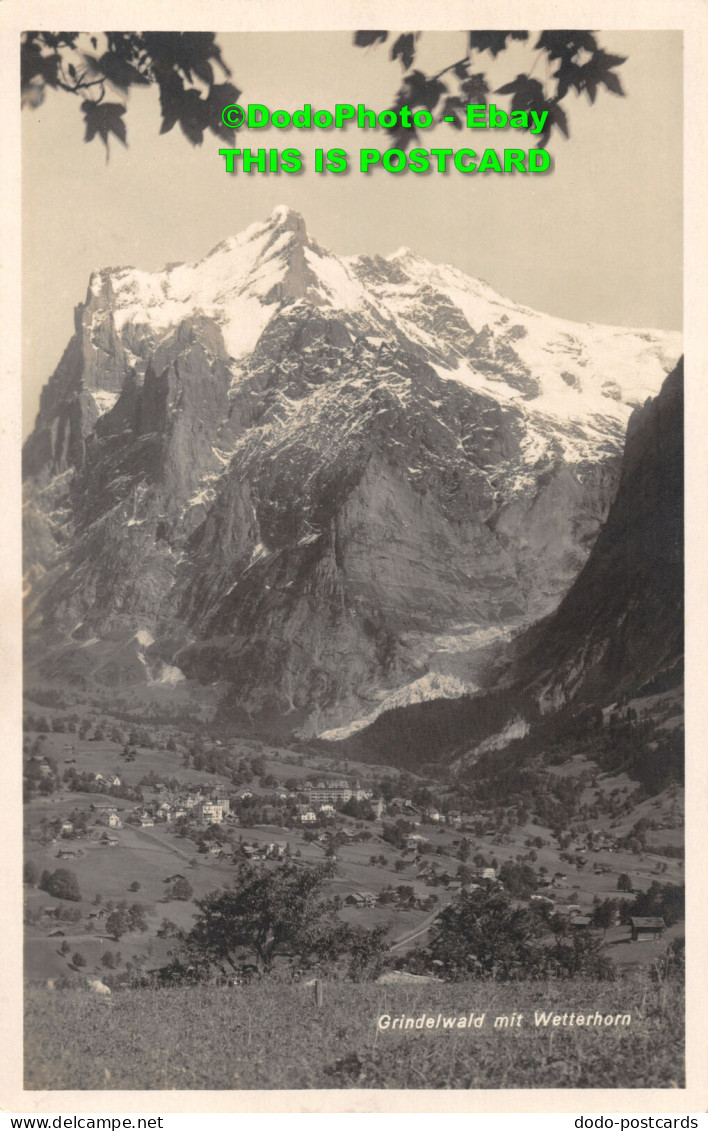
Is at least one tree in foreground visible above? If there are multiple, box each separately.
[21,32,240,150]
[428,886,616,981]
[21,29,627,154]
[178,861,387,980]
[428,886,539,980]
[353,30,627,148]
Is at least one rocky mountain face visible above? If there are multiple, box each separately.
[510,358,684,711]
[319,361,684,772]
[23,206,681,734]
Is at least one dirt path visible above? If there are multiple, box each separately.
[131,825,195,863]
[389,907,440,951]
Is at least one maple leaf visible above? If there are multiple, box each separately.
[390,33,416,71]
[81,100,127,151]
[354,31,389,48]
[469,31,528,57]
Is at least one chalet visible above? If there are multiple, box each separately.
[266,842,287,859]
[344,892,376,907]
[629,917,666,942]
[570,915,593,929]
[208,844,222,856]
[406,834,427,846]
[317,804,335,814]
[480,867,497,881]
[530,894,554,908]
[98,811,122,828]
[60,821,73,834]
[139,814,154,828]
[298,808,317,824]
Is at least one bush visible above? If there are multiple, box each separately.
[652,936,685,982]
[24,860,39,886]
[170,878,193,901]
[39,868,81,902]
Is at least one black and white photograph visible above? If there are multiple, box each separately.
[4,0,707,1113]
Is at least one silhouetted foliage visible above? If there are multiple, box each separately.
[21,32,241,151]
[353,29,626,148]
[22,30,628,157]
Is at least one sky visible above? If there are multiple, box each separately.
[22,30,682,436]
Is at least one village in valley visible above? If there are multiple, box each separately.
[23,692,685,988]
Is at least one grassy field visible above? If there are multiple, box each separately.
[25,973,683,1091]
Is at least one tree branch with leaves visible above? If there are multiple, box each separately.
[21,31,241,152]
[354,29,626,148]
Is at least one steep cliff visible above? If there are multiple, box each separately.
[511,358,684,709]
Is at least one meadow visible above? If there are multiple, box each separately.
[24,973,683,1091]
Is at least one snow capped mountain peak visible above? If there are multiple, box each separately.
[267,203,309,235]
[387,246,417,261]
[81,207,680,430]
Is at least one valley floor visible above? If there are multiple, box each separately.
[25,975,683,1091]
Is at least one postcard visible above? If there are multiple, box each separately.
[2,0,707,1116]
